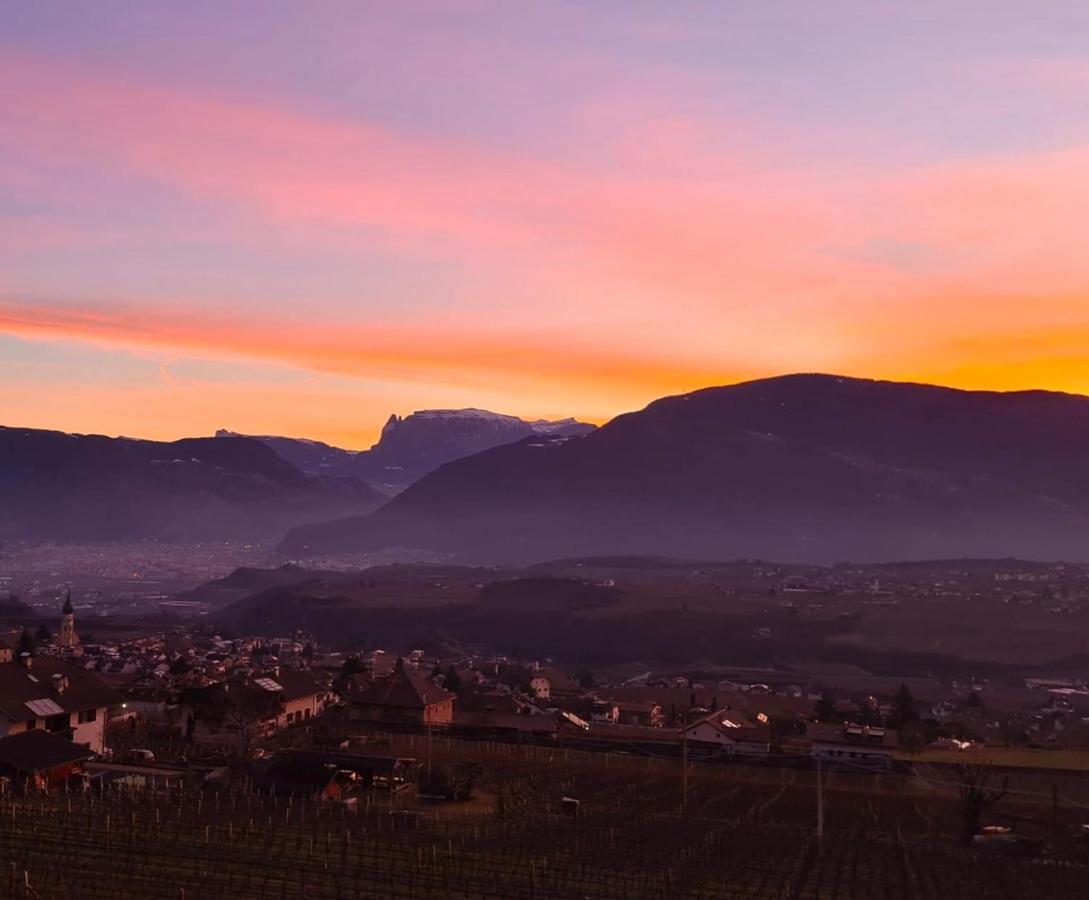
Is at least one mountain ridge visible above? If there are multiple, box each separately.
[220,407,595,492]
[0,427,386,542]
[278,373,1089,564]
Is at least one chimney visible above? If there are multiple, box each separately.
[51,673,67,694]
[18,652,31,670]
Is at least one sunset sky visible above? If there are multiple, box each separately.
[4,2,1089,448]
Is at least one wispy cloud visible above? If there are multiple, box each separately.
[0,294,739,399]
[159,355,181,390]
[4,10,1089,445]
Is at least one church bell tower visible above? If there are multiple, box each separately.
[59,591,80,652]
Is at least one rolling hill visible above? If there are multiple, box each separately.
[0,427,387,542]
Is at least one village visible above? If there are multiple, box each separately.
[0,596,1083,897]
[0,594,1085,794]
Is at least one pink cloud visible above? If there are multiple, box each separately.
[5,47,1089,417]
[0,51,831,310]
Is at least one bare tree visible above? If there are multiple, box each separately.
[916,755,1009,843]
[223,706,265,760]
[951,760,1008,843]
[209,688,281,761]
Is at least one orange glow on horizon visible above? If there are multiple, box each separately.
[4,293,1089,448]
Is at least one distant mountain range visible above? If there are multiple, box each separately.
[0,428,386,542]
[213,431,363,481]
[280,374,1089,564]
[219,408,595,493]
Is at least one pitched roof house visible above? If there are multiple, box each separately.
[684,710,771,756]
[263,668,331,728]
[180,667,330,745]
[0,658,121,753]
[350,659,455,727]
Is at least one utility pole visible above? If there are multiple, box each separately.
[1052,783,1059,843]
[423,690,434,781]
[816,753,824,841]
[680,706,689,814]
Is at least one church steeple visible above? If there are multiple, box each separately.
[59,591,80,652]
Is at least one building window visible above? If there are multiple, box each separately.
[304,708,312,719]
[78,709,97,724]
[26,718,37,730]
